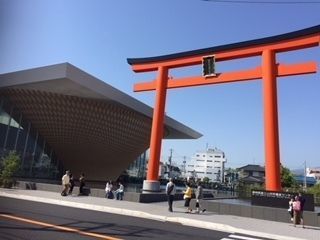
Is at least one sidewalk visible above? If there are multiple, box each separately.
[0,188,319,240]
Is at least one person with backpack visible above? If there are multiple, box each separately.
[166,178,176,212]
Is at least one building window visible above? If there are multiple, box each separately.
[252,172,260,177]
[197,159,205,162]
[0,98,61,180]
[207,160,213,162]
[215,155,221,158]
[207,172,212,174]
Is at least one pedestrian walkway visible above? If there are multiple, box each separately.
[0,188,319,240]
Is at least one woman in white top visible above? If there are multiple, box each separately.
[105,180,113,199]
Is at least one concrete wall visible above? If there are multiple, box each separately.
[204,200,320,227]
[17,180,184,202]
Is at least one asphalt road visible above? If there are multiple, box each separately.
[0,197,233,240]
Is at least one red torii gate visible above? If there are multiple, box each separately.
[128,25,320,192]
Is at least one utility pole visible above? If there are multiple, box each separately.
[183,156,187,177]
[304,160,307,190]
[168,148,173,178]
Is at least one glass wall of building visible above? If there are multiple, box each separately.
[127,150,148,178]
[0,97,62,180]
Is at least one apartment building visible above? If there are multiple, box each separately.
[186,148,227,182]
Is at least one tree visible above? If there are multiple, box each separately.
[307,183,320,205]
[0,151,21,188]
[280,165,296,188]
[202,177,210,184]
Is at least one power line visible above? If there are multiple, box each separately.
[202,0,320,4]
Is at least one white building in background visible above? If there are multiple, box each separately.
[306,167,320,182]
[186,148,227,182]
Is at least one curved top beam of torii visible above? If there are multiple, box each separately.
[128,25,320,67]
[127,25,319,192]
[128,25,319,94]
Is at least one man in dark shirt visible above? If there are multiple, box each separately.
[166,178,176,212]
[298,192,306,228]
[79,173,85,195]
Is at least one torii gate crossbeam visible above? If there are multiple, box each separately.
[128,25,320,192]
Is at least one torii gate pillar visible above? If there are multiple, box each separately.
[142,66,168,192]
[262,49,281,191]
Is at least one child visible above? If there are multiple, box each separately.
[288,198,294,221]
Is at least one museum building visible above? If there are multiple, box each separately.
[0,63,201,182]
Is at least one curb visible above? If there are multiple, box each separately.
[0,191,307,240]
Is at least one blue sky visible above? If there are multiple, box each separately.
[1,0,319,170]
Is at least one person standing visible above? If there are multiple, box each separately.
[298,192,306,228]
[61,170,70,196]
[293,195,301,227]
[195,182,206,214]
[183,182,193,213]
[68,173,75,195]
[288,197,294,222]
[78,173,85,195]
[166,178,176,212]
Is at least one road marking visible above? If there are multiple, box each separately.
[0,213,122,240]
[223,234,276,240]
[228,234,268,240]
